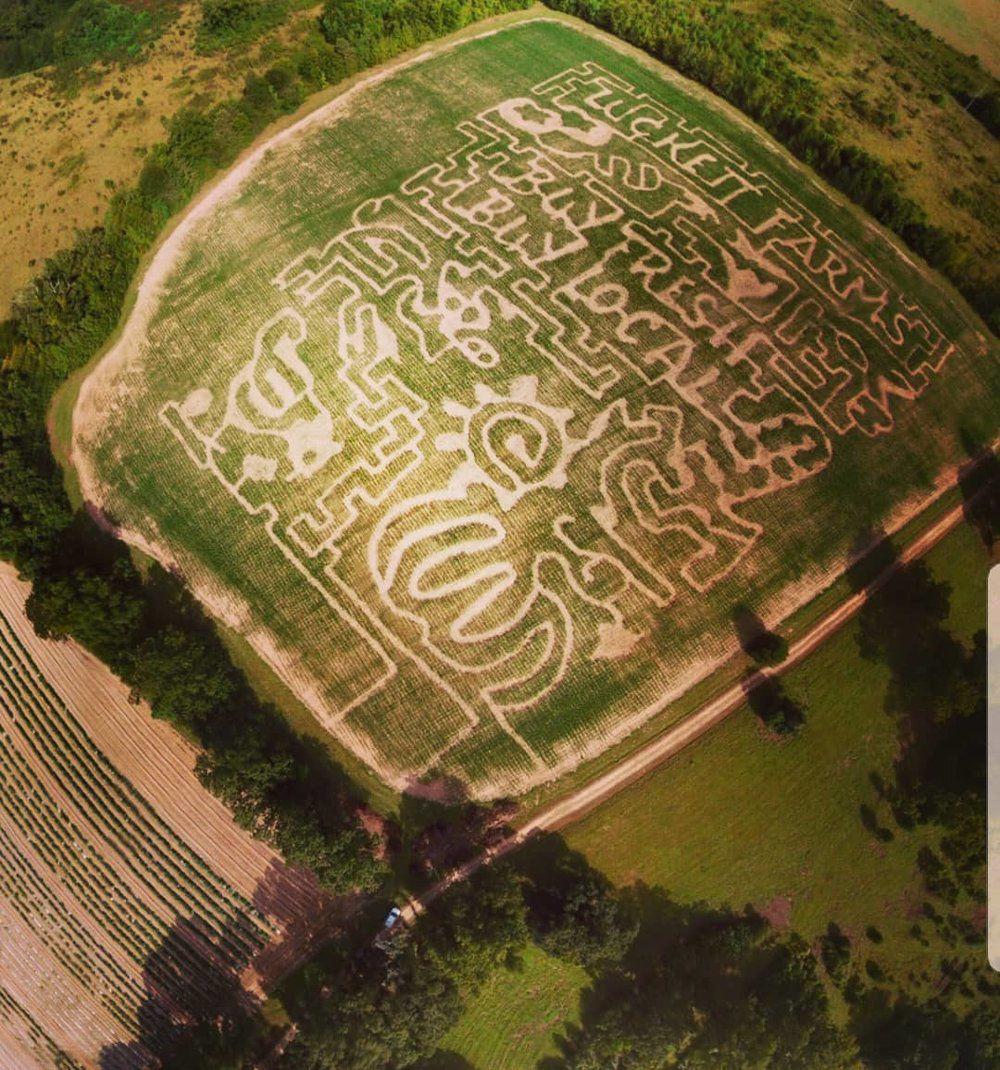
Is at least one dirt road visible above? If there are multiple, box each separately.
[398,497,972,923]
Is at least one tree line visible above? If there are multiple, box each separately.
[547,0,999,333]
[267,832,997,1070]
[275,837,858,1070]
[0,0,532,899]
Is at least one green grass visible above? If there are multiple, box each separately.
[195,0,303,55]
[74,13,1000,798]
[441,520,991,1068]
[884,0,1000,75]
[565,519,991,998]
[439,943,588,1069]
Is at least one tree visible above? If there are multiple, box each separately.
[280,935,463,1070]
[281,866,527,1070]
[129,627,240,732]
[553,895,854,1070]
[851,993,961,1070]
[522,842,637,973]
[422,863,529,987]
[744,674,805,735]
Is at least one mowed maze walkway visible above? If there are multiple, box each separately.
[0,565,335,1070]
[398,493,977,923]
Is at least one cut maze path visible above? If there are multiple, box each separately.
[71,14,999,798]
[397,494,975,923]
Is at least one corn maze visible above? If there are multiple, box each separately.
[74,19,1000,797]
[0,567,327,1069]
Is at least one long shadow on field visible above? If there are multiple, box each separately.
[98,911,257,1069]
[957,429,1000,552]
[850,534,967,796]
[522,835,851,1070]
[847,523,987,903]
[97,856,336,1069]
[26,508,385,899]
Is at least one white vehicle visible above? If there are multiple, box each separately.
[383,906,402,930]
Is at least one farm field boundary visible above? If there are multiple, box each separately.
[72,13,1000,799]
[393,490,982,931]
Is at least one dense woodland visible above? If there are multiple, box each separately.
[0,1,996,1067]
[0,0,160,76]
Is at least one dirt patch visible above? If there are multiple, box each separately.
[758,895,794,930]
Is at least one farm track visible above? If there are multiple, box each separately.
[398,495,975,921]
[258,491,980,1069]
[0,565,336,1069]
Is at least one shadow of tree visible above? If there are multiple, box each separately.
[541,880,853,1069]
[957,429,1000,553]
[742,671,805,734]
[98,911,258,1069]
[846,522,988,915]
[852,537,975,803]
[398,786,518,887]
[98,856,340,1069]
[848,986,964,1070]
[859,802,894,842]
[844,525,898,595]
[731,603,788,665]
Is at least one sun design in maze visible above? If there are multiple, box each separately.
[435,377,578,509]
[157,61,958,785]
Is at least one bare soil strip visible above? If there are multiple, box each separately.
[0,564,335,1068]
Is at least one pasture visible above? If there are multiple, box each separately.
[0,565,327,1069]
[74,17,1000,797]
[564,518,993,1004]
[885,0,1000,75]
[438,518,994,1068]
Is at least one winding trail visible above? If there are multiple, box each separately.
[397,496,972,923]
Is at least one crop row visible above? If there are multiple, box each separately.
[0,712,246,1007]
[0,982,88,1070]
[0,821,164,1040]
[0,613,272,946]
[0,609,284,1031]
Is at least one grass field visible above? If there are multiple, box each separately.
[437,518,993,1068]
[565,518,993,1002]
[885,0,1000,75]
[0,1,328,317]
[73,16,1000,798]
[440,943,587,1069]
